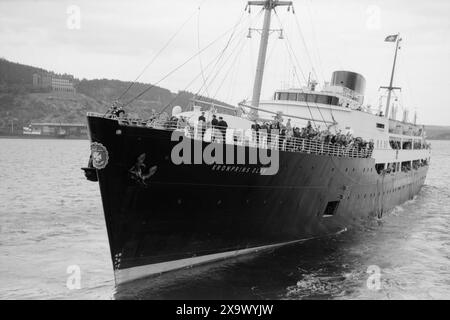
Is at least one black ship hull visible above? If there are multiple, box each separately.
[87,115,428,284]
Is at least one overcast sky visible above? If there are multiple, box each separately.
[1,0,449,125]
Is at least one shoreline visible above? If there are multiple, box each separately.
[0,134,448,142]
[0,134,88,141]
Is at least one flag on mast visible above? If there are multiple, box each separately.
[385,34,398,42]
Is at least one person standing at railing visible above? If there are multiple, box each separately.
[279,128,287,151]
[251,121,260,147]
[211,114,218,142]
[166,115,178,130]
[272,121,281,149]
[266,122,272,147]
[198,112,206,140]
[306,120,313,135]
[286,119,292,133]
[177,116,187,130]
[198,112,206,123]
[217,117,228,144]
[259,122,268,148]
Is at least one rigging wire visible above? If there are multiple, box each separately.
[123,12,247,108]
[193,10,248,98]
[283,38,319,128]
[195,9,259,99]
[226,32,247,101]
[156,11,250,114]
[291,8,320,83]
[274,11,333,130]
[274,12,307,83]
[212,33,249,99]
[275,12,322,128]
[224,7,262,103]
[304,0,326,82]
[220,10,264,102]
[156,41,242,116]
[116,1,207,101]
[197,6,210,98]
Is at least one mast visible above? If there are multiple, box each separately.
[248,0,292,119]
[381,33,402,118]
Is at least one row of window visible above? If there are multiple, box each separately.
[53,87,75,92]
[274,92,340,106]
[375,159,428,174]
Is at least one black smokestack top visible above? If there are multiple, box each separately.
[331,71,366,96]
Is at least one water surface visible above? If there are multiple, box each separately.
[0,138,449,299]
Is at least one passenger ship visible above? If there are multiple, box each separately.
[84,0,431,285]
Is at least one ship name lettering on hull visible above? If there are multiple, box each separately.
[170,130,279,175]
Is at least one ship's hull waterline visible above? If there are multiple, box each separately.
[87,115,428,285]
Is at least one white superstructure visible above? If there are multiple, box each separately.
[252,79,431,172]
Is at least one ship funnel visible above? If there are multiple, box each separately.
[331,71,366,102]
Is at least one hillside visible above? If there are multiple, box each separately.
[425,125,450,140]
[3,59,446,138]
[0,92,103,133]
[0,89,190,134]
[0,58,235,134]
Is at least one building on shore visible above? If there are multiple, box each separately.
[23,123,87,138]
[32,72,76,93]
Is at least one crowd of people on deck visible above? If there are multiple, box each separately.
[381,159,428,175]
[109,104,373,157]
[389,139,430,150]
[146,111,230,143]
[250,119,374,156]
[196,112,229,142]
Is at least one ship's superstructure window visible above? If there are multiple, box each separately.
[278,92,289,101]
[288,93,297,101]
[390,137,429,150]
[274,92,339,106]
[307,94,316,103]
[297,93,306,101]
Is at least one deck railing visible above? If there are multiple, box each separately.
[88,113,373,158]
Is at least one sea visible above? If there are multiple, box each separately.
[0,138,449,300]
